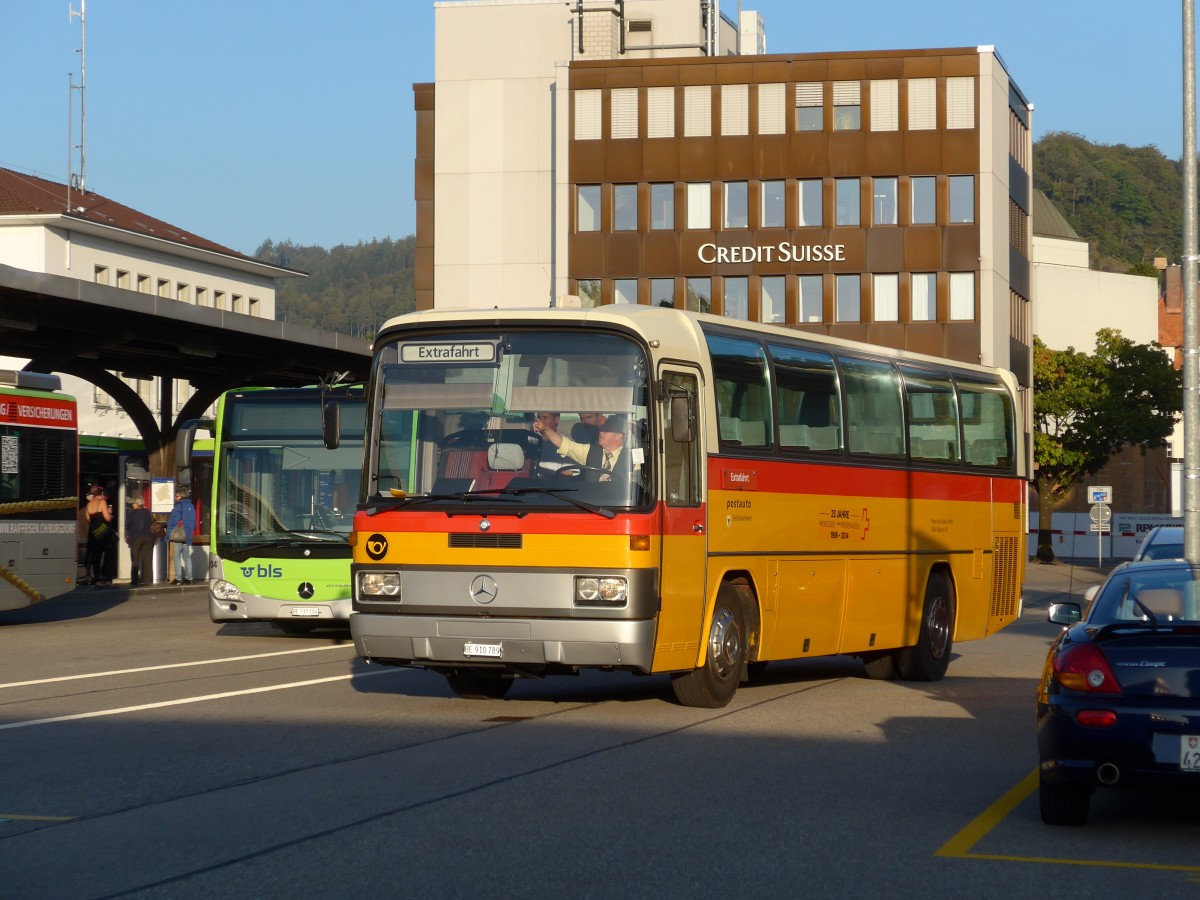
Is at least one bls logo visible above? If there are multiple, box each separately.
[240,564,283,578]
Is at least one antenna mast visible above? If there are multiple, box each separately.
[68,0,86,194]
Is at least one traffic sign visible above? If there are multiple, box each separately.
[1089,503,1112,526]
[1088,485,1113,504]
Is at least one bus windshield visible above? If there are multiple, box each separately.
[216,394,365,552]
[369,329,652,511]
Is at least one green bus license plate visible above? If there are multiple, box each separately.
[464,642,502,658]
[1183,736,1200,771]
[290,607,320,617]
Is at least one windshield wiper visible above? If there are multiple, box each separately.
[363,492,524,517]
[477,486,616,519]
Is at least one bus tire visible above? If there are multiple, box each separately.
[860,650,899,680]
[670,583,746,708]
[897,572,954,681]
[446,670,514,700]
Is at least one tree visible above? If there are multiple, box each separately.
[1033,329,1181,562]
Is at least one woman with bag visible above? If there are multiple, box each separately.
[165,487,197,585]
[84,484,116,587]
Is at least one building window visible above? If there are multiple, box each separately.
[614,184,638,231]
[761,180,785,228]
[908,78,936,130]
[647,87,674,138]
[214,290,225,309]
[611,88,638,139]
[950,176,975,223]
[687,183,711,229]
[723,277,748,320]
[686,277,712,314]
[946,77,975,129]
[950,273,975,320]
[249,297,260,317]
[873,274,899,321]
[176,283,190,303]
[94,265,108,285]
[232,294,243,313]
[873,177,897,225]
[870,80,898,131]
[911,273,937,321]
[684,85,712,137]
[833,81,861,131]
[157,279,171,298]
[758,83,785,134]
[911,176,936,225]
[116,270,129,289]
[798,179,822,227]
[721,84,748,136]
[795,82,823,131]
[575,90,601,140]
[614,279,637,304]
[836,275,861,322]
[650,183,674,230]
[196,287,208,307]
[799,275,823,322]
[761,276,786,324]
[137,274,149,293]
[835,178,860,226]
[724,182,748,229]
[577,185,601,232]
[577,279,601,308]
[652,278,675,308]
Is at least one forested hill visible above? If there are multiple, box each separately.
[254,135,1182,335]
[1034,132,1182,275]
[254,237,416,337]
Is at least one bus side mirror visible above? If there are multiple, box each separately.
[671,395,695,443]
[323,399,341,450]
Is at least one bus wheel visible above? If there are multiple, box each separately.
[898,572,954,681]
[671,584,745,708]
[860,650,899,680]
[446,670,514,700]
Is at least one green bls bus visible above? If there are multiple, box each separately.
[184,384,365,632]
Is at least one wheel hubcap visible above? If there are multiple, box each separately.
[927,596,950,659]
[708,607,741,680]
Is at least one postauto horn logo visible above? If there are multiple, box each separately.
[365,534,388,561]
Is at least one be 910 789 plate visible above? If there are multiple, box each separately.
[464,641,502,658]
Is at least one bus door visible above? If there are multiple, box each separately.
[652,367,707,672]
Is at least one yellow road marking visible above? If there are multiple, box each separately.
[938,767,1200,873]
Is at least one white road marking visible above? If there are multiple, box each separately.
[0,668,404,731]
[0,644,355,690]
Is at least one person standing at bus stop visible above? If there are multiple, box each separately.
[166,487,196,585]
[124,495,154,586]
[84,484,116,587]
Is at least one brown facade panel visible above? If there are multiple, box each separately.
[751,60,791,82]
[414,158,434,202]
[641,140,679,181]
[941,55,981,77]
[865,228,905,272]
[571,69,607,90]
[642,232,681,276]
[827,133,868,176]
[904,227,943,270]
[865,322,907,352]
[714,62,756,84]
[607,141,644,183]
[826,59,868,81]
[604,233,643,277]
[942,226,981,271]
[903,132,944,173]
[942,322,982,364]
[904,323,945,357]
[606,67,644,88]
[678,63,718,86]
[942,131,980,171]
[830,323,870,344]
[679,231,717,276]
[788,135,831,173]
[714,137,754,179]
[754,134,790,174]
[571,142,607,179]
[678,139,717,181]
[414,245,435,292]
[866,133,905,175]
[415,199,434,253]
[829,230,868,272]
[570,233,606,278]
[641,66,680,87]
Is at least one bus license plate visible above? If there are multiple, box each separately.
[1183,736,1200,770]
[290,607,320,618]
[464,642,502,659]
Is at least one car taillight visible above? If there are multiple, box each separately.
[1075,709,1118,727]
[1053,643,1121,695]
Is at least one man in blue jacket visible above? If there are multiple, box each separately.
[166,487,197,585]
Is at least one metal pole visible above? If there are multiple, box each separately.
[1184,0,1200,564]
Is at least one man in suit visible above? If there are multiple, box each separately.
[534,413,631,482]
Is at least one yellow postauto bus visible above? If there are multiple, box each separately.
[343,306,1026,707]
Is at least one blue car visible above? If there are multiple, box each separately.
[1037,558,1200,825]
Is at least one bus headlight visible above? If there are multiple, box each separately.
[574,576,628,607]
[359,571,401,598]
[210,580,241,601]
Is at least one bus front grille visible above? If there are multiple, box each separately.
[448,533,523,549]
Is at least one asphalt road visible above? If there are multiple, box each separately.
[2,562,1199,899]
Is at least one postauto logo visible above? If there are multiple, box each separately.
[241,564,284,579]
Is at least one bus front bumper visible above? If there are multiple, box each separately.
[209,589,351,625]
[350,612,657,673]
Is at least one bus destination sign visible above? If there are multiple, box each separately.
[400,342,498,364]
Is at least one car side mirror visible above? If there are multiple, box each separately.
[1048,602,1082,626]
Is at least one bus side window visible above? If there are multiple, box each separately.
[840,356,904,458]
[768,342,841,452]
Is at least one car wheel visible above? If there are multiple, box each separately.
[671,583,746,708]
[1039,775,1090,826]
[898,572,954,681]
[445,670,514,700]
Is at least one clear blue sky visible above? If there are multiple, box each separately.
[1,1,1186,255]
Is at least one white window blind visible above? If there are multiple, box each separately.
[575,90,601,140]
[647,87,675,138]
[721,84,749,135]
[758,83,785,134]
[873,274,899,321]
[611,88,638,139]
[908,78,936,130]
[795,82,822,107]
[946,77,974,129]
[950,272,975,320]
[870,80,898,131]
[687,182,711,229]
[684,85,712,137]
[832,81,860,105]
[911,273,936,321]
